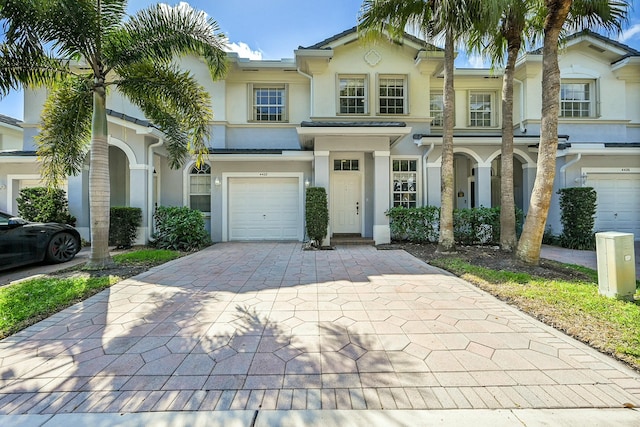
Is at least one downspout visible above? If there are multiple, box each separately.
[297,69,313,117]
[560,153,581,188]
[414,135,435,206]
[147,138,164,242]
[513,78,526,133]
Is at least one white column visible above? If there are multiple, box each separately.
[129,166,148,245]
[522,164,536,214]
[67,167,90,242]
[373,150,391,244]
[476,163,492,207]
[426,162,441,207]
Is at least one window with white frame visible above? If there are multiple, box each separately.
[378,75,407,114]
[189,163,211,213]
[430,92,444,127]
[338,75,367,114]
[560,81,594,117]
[251,85,287,122]
[469,92,494,127]
[392,159,418,208]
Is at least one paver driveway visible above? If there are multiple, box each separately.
[0,242,639,415]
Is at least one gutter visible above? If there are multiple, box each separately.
[513,78,526,133]
[560,153,581,188]
[297,69,313,117]
[147,138,164,242]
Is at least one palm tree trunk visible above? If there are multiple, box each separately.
[87,85,114,268]
[499,38,520,252]
[516,0,572,265]
[438,29,456,253]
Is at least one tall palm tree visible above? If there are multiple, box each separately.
[359,0,492,253]
[0,0,227,268]
[515,0,629,264]
[467,1,532,253]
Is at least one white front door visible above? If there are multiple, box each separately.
[331,173,361,234]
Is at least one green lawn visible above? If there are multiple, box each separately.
[431,257,640,370]
[0,248,181,339]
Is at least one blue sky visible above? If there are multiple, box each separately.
[1,0,639,120]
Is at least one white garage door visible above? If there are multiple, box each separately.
[228,177,302,240]
[587,173,640,239]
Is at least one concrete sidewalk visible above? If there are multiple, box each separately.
[0,243,639,425]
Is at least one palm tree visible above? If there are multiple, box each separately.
[467,2,532,253]
[515,0,629,264]
[359,0,492,253]
[0,0,227,268]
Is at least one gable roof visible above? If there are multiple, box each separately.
[299,26,442,53]
[528,29,639,63]
[0,114,22,129]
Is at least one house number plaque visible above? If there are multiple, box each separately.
[259,172,268,177]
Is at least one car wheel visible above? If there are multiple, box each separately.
[46,232,80,263]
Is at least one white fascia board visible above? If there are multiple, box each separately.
[0,155,37,163]
[209,151,314,162]
[296,126,412,138]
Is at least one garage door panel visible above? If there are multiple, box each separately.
[587,173,640,238]
[228,177,301,241]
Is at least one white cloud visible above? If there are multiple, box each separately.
[618,23,640,43]
[226,42,263,60]
[467,54,487,69]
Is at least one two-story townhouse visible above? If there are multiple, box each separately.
[2,27,639,244]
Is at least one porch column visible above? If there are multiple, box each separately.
[476,163,492,208]
[373,150,391,244]
[521,164,536,214]
[426,161,441,207]
[129,166,148,245]
[68,167,89,242]
[314,150,330,245]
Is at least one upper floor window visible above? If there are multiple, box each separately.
[189,163,211,214]
[392,159,418,208]
[338,75,367,114]
[560,81,594,117]
[378,75,407,115]
[430,92,444,127]
[251,84,287,122]
[469,92,493,127]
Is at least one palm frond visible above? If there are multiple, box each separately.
[115,61,212,169]
[105,3,227,80]
[566,0,629,34]
[0,43,70,96]
[359,0,433,42]
[36,74,93,188]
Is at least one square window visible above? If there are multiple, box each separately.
[560,82,592,117]
[253,86,286,121]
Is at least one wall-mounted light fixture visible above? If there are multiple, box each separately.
[457,190,465,198]
[304,178,311,188]
[214,176,221,186]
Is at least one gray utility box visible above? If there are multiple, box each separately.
[595,232,636,301]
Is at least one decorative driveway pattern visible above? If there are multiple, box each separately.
[0,243,639,415]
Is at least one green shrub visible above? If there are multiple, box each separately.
[558,187,597,250]
[387,206,440,243]
[387,205,524,245]
[109,207,142,249]
[16,187,76,226]
[305,187,329,247]
[152,206,210,251]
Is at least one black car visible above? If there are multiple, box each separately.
[0,211,81,271]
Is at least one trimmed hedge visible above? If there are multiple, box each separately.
[152,206,210,251]
[109,207,142,249]
[387,205,524,246]
[558,187,597,250]
[305,187,329,247]
[16,187,76,226]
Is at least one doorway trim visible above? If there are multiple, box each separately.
[330,152,365,236]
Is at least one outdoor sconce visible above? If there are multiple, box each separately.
[304,178,311,188]
[457,190,465,197]
[214,176,221,186]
